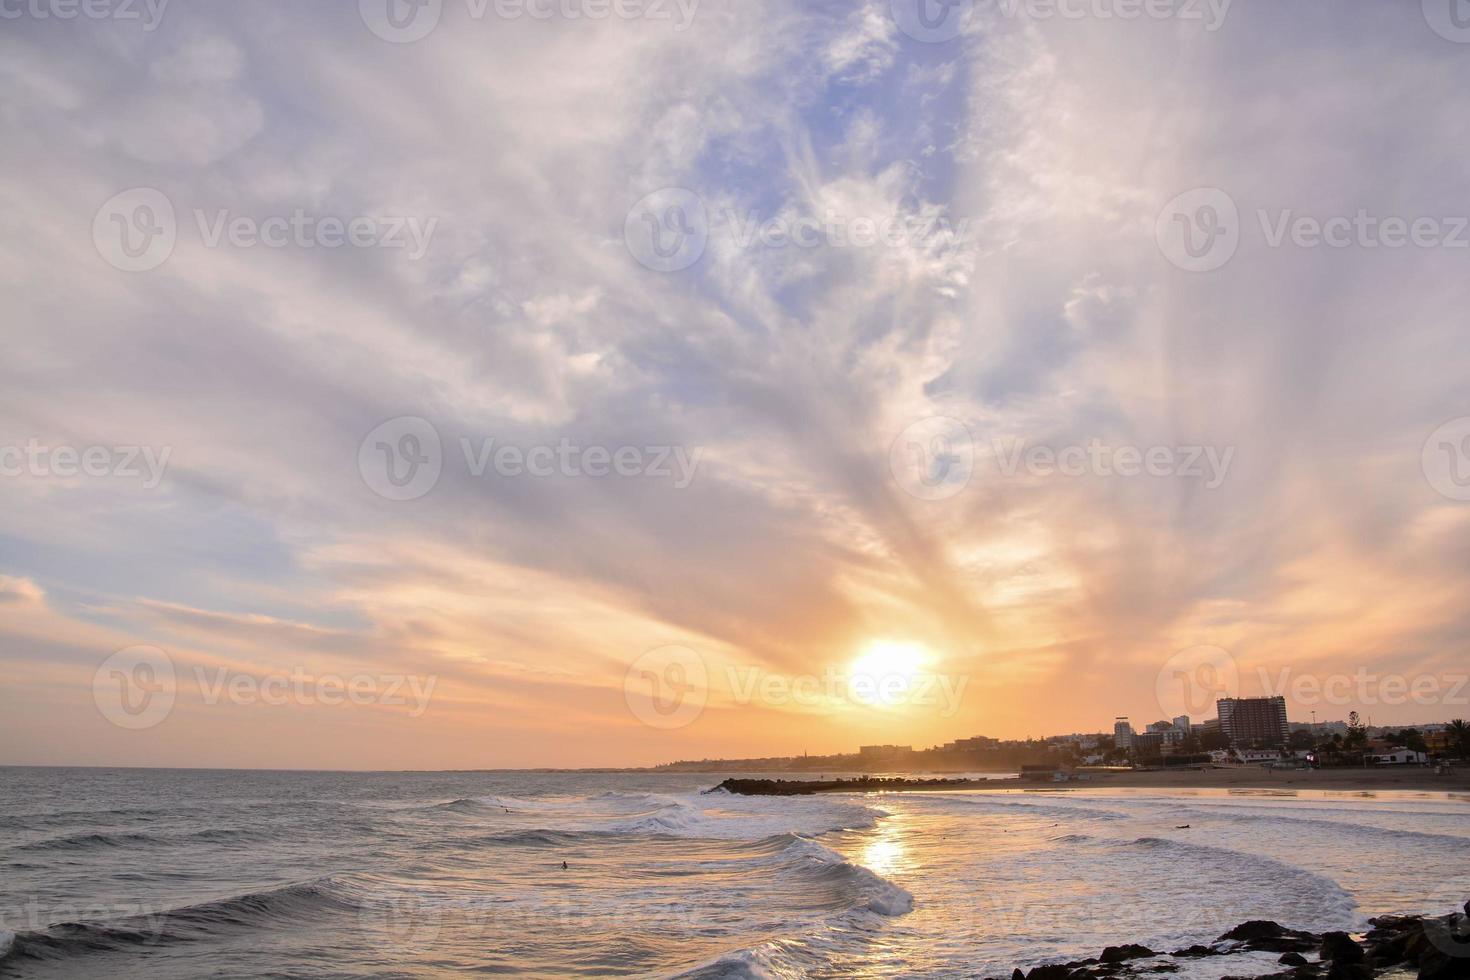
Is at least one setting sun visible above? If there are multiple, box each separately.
[850,641,932,706]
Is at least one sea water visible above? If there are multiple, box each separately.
[0,768,1465,978]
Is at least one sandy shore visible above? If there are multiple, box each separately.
[900,766,1470,797]
[1038,766,1470,794]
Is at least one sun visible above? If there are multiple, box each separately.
[848,640,931,706]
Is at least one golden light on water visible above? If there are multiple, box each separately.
[860,817,912,878]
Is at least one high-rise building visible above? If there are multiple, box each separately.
[1173,715,1191,732]
[1113,717,1133,749]
[1217,697,1289,748]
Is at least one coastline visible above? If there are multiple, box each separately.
[713,766,1470,796]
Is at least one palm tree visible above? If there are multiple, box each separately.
[1450,719,1469,760]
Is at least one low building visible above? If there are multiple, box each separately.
[858,744,913,761]
[1373,748,1428,765]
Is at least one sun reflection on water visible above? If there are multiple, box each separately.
[860,815,913,878]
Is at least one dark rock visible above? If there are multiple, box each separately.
[1216,921,1319,954]
[1170,945,1217,958]
[1320,933,1365,964]
[1099,945,1156,964]
[1418,947,1470,980]
[1220,921,1291,942]
[1012,970,1025,980]
[1323,961,1370,980]
[1416,916,1470,979]
[1025,966,1073,980]
[1280,953,1310,966]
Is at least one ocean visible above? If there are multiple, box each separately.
[0,768,1466,978]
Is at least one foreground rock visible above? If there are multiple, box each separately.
[986,903,1470,980]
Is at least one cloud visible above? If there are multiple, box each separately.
[3,2,1469,766]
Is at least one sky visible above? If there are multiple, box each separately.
[3,0,1470,770]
